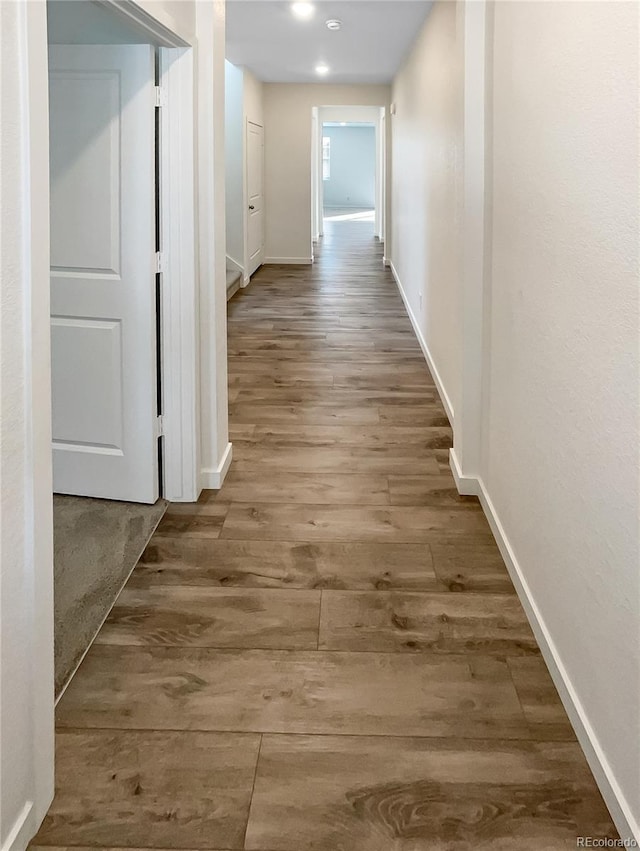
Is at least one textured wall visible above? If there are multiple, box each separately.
[486,0,639,832]
[391,0,463,420]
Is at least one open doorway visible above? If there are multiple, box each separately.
[46,0,197,696]
[224,61,264,299]
[322,123,376,225]
[312,105,387,246]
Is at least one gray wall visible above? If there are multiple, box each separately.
[323,124,376,209]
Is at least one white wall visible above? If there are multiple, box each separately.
[243,66,263,127]
[1,3,54,848]
[225,61,244,266]
[392,0,639,840]
[483,1,639,839]
[197,0,230,487]
[390,1,463,423]
[263,83,390,263]
[323,125,376,209]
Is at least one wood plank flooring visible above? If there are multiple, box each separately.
[32,220,617,849]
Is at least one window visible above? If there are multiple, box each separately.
[322,136,331,181]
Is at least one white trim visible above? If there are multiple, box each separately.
[311,108,320,243]
[448,462,639,845]
[159,46,199,503]
[383,256,390,267]
[449,447,481,497]
[456,0,488,479]
[94,0,189,47]
[195,1,227,505]
[200,442,233,490]
[265,257,313,265]
[244,118,265,276]
[374,109,386,240]
[13,0,55,841]
[2,802,35,851]
[226,255,244,275]
[227,254,250,288]
[389,260,455,427]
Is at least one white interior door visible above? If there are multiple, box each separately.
[49,45,159,503]
[247,121,264,274]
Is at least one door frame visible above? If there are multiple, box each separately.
[313,106,387,244]
[50,8,199,503]
[157,45,199,502]
[317,115,325,238]
[376,107,386,242]
[244,117,265,277]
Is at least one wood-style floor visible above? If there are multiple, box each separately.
[33,220,617,850]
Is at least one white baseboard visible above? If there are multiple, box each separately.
[383,256,391,267]
[449,454,639,845]
[242,273,251,288]
[389,260,455,427]
[200,442,233,490]
[2,802,35,851]
[449,447,481,496]
[264,257,313,265]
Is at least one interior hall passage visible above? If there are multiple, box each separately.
[322,122,376,219]
[31,218,618,850]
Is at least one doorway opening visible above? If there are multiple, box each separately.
[223,61,265,299]
[46,0,197,697]
[312,105,387,247]
[322,123,376,226]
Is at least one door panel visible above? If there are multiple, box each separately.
[49,45,158,503]
[247,121,264,274]
[51,318,123,450]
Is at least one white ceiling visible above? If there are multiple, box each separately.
[226,0,433,84]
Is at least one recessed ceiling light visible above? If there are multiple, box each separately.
[315,63,330,76]
[326,19,342,30]
[291,2,315,20]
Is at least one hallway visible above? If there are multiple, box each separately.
[32,222,617,849]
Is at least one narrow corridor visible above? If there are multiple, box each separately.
[33,220,617,849]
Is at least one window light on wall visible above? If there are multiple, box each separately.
[322,136,331,180]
